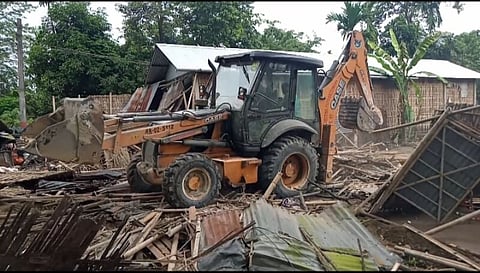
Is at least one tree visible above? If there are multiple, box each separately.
[326,2,366,39]
[368,29,444,128]
[257,21,323,52]
[0,2,34,95]
[325,2,378,48]
[449,30,480,104]
[118,1,323,86]
[424,32,456,60]
[27,2,134,111]
[176,1,261,48]
[369,2,463,56]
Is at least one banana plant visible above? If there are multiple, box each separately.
[367,28,447,125]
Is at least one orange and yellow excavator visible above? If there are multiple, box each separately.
[21,30,383,208]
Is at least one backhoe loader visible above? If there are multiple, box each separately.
[21,30,383,208]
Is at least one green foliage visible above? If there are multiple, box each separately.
[424,32,456,60]
[368,29,442,124]
[328,2,463,57]
[256,21,323,52]
[117,1,322,86]
[423,30,480,104]
[325,2,378,44]
[176,1,262,48]
[27,1,138,107]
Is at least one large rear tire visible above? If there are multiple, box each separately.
[259,136,319,198]
[163,153,221,208]
[126,153,162,193]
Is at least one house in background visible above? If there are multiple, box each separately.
[123,43,480,144]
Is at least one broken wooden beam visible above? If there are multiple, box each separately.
[394,245,475,271]
[167,232,180,271]
[403,224,480,270]
[263,172,282,199]
[425,209,480,235]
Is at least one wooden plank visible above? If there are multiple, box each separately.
[146,244,169,266]
[136,212,162,246]
[403,224,480,270]
[167,232,180,271]
[191,220,201,270]
[121,233,163,259]
[139,212,156,225]
[166,223,183,238]
[390,262,401,271]
[188,206,197,222]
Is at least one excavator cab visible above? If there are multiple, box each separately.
[214,51,325,156]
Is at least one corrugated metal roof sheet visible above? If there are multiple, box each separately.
[200,209,242,249]
[298,202,401,268]
[243,199,325,271]
[147,43,480,84]
[243,199,401,271]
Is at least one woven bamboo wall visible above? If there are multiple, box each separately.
[344,77,476,144]
[89,94,132,114]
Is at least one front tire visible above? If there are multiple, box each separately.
[259,136,319,198]
[163,153,221,208]
[126,153,162,193]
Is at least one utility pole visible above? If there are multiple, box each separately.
[17,18,27,128]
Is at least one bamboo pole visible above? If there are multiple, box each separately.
[109,92,113,114]
[403,224,480,270]
[394,245,475,271]
[425,209,480,235]
[263,172,282,199]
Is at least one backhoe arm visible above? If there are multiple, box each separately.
[317,30,384,182]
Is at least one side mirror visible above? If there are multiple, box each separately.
[238,87,247,100]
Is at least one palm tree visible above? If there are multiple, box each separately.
[325,1,378,43]
[326,2,364,39]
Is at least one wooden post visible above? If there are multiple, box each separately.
[52,96,56,112]
[474,80,477,105]
[109,92,113,114]
[16,18,27,128]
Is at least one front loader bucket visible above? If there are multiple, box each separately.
[21,97,105,165]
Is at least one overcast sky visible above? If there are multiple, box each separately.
[25,1,480,56]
